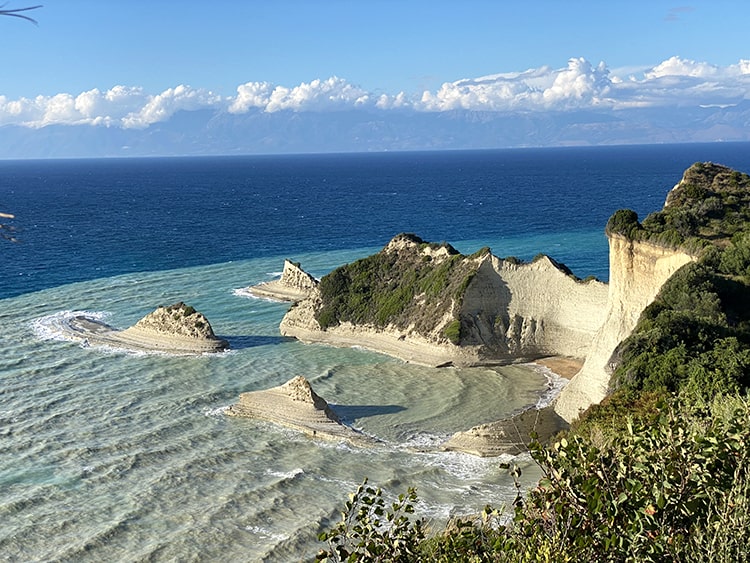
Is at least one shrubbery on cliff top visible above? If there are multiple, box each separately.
[315,238,478,341]
[611,246,750,402]
[606,162,750,251]
[318,396,750,562]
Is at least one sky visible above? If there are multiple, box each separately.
[1,1,749,131]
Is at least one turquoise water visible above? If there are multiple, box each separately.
[1,250,549,561]
[5,145,750,560]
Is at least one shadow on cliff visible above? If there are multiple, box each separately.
[220,334,295,350]
[330,404,407,421]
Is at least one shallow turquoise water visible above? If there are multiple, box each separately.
[1,249,549,561]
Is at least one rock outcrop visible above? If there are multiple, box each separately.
[281,234,608,368]
[442,406,567,456]
[67,302,228,353]
[246,260,318,302]
[553,237,694,421]
[226,376,376,445]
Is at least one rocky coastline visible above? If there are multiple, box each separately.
[270,174,704,449]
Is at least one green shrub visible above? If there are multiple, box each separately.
[506,398,750,562]
[316,478,425,562]
[318,398,750,562]
[314,239,480,335]
[606,209,641,238]
[443,319,462,345]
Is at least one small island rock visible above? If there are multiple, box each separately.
[226,376,376,446]
[67,302,228,354]
[245,260,318,302]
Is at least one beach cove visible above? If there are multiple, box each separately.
[2,256,555,561]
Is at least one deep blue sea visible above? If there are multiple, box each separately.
[2,143,750,561]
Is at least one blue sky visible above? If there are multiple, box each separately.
[4,1,749,97]
[1,1,749,133]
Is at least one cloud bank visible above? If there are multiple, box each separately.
[1,56,749,129]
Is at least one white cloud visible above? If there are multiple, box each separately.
[229,77,372,113]
[414,56,750,112]
[417,58,613,111]
[121,84,222,128]
[229,81,274,113]
[1,57,749,128]
[0,84,218,128]
[645,56,721,79]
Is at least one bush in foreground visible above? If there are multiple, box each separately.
[318,396,750,562]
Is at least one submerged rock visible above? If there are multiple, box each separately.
[442,406,567,457]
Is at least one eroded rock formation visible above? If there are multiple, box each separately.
[226,375,375,445]
[67,302,229,353]
[553,236,694,421]
[281,234,608,368]
[246,259,318,302]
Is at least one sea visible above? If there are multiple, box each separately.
[2,143,750,562]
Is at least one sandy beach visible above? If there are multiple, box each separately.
[533,355,583,378]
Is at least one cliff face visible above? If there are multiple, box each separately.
[460,255,608,362]
[554,235,695,421]
[280,236,608,367]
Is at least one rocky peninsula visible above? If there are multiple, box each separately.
[273,163,748,452]
[66,302,229,354]
[281,234,609,369]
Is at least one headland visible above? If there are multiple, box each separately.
[271,163,746,452]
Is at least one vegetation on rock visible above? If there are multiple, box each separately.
[606,162,750,252]
[317,396,750,562]
[315,233,482,344]
[316,163,750,561]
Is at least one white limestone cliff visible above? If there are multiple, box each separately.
[553,235,695,422]
[460,254,608,362]
[280,240,609,368]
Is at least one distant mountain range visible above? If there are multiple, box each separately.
[2,102,749,158]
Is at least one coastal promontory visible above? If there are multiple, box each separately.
[281,233,608,368]
[279,162,750,430]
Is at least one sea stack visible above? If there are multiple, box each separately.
[246,259,319,302]
[112,302,229,353]
[226,376,375,445]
